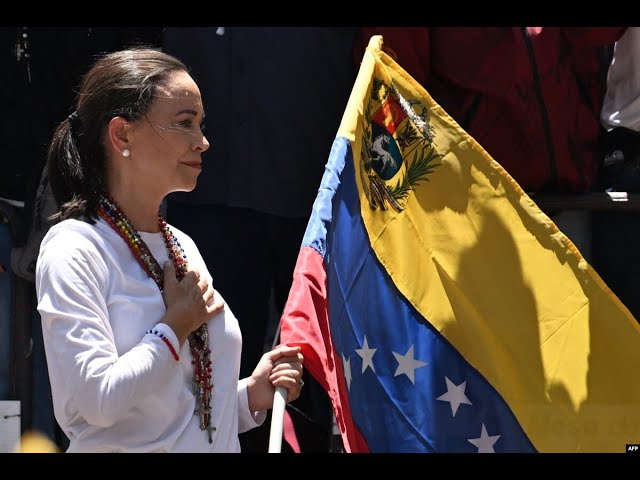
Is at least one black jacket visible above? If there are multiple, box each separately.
[162,27,358,218]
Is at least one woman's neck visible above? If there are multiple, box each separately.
[105,187,163,233]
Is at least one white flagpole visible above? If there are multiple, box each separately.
[268,386,288,453]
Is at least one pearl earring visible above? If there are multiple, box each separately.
[122,149,130,158]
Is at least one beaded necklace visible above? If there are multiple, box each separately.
[97,193,215,443]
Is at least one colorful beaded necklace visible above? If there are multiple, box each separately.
[97,193,215,443]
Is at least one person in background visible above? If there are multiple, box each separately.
[162,27,358,452]
[36,47,304,452]
[355,27,626,260]
[593,27,640,321]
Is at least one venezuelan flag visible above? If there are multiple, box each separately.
[279,35,640,453]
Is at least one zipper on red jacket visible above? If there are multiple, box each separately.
[521,27,558,190]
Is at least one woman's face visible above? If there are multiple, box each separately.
[127,70,209,195]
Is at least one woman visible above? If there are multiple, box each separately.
[35,47,304,452]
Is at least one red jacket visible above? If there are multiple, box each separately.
[356,27,626,193]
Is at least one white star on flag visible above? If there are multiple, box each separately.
[392,345,427,384]
[468,423,500,453]
[436,377,472,417]
[342,353,352,390]
[355,336,377,373]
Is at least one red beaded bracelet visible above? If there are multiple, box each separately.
[147,329,180,362]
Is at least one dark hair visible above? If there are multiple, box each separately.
[47,47,188,221]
